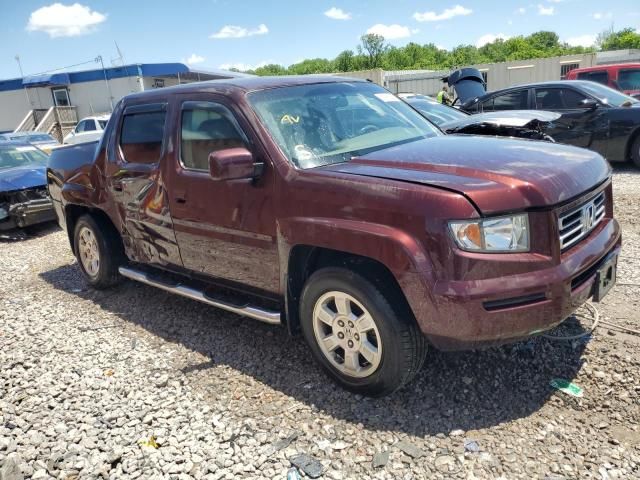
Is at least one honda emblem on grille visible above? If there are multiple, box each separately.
[582,203,595,230]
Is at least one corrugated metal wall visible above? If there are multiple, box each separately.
[345,53,599,97]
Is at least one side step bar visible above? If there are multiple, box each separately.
[118,266,281,325]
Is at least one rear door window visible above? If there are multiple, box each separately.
[488,90,529,111]
[119,104,167,164]
[180,101,249,170]
[577,71,609,85]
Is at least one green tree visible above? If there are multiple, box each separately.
[334,50,356,72]
[251,64,288,76]
[242,27,626,77]
[359,33,387,68]
[599,27,640,50]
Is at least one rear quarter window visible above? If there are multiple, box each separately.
[119,107,167,164]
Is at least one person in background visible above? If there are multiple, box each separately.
[437,85,451,105]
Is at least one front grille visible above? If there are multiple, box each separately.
[558,191,605,250]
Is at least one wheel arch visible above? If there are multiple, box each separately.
[285,245,414,336]
[625,126,640,163]
[65,204,123,256]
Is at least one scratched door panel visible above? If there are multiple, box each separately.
[164,94,280,293]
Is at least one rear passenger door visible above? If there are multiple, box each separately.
[105,101,183,267]
[165,94,279,293]
[534,87,609,154]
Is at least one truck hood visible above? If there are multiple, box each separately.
[0,164,47,192]
[322,136,610,214]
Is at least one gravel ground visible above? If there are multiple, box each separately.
[1,167,639,480]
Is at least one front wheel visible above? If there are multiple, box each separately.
[74,215,124,289]
[300,267,427,396]
[631,136,640,169]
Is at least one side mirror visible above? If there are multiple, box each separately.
[581,98,599,110]
[208,147,259,181]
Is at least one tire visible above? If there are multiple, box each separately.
[631,136,640,169]
[300,267,427,396]
[73,214,124,289]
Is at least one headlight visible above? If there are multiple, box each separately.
[0,207,8,221]
[449,214,529,252]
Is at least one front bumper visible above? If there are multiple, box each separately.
[405,217,621,351]
[0,198,56,231]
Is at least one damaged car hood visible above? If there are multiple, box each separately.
[0,164,47,192]
[322,135,610,214]
[440,110,561,132]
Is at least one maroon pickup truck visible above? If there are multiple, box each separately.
[47,76,621,396]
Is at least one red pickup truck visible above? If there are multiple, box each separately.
[47,76,621,396]
[566,63,640,99]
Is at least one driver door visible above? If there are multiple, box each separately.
[165,93,279,293]
[534,87,610,156]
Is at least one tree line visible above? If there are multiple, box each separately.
[239,28,640,76]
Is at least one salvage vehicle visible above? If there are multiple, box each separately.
[63,115,110,145]
[0,132,60,154]
[0,141,55,231]
[460,80,640,167]
[401,93,558,141]
[47,76,621,396]
[566,63,640,99]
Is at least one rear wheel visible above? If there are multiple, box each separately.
[300,267,427,396]
[73,215,124,289]
[631,136,640,169]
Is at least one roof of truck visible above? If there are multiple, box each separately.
[124,75,368,101]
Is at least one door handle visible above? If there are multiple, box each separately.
[175,197,186,204]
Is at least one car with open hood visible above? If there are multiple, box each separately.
[47,76,621,396]
[400,93,559,141]
[0,141,56,231]
[459,79,640,167]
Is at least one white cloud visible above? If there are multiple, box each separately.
[413,5,472,22]
[26,3,106,37]
[366,23,412,39]
[517,7,526,14]
[592,12,613,20]
[538,4,555,15]
[324,7,351,20]
[566,34,597,47]
[185,54,205,65]
[210,23,268,39]
[219,60,270,71]
[476,33,510,47]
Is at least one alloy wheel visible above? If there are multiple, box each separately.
[312,291,382,378]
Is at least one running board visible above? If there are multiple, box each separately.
[118,266,281,325]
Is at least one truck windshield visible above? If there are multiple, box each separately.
[248,82,441,169]
[0,145,48,170]
[579,81,639,106]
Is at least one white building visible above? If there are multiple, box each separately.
[0,62,248,138]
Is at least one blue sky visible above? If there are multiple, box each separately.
[1,0,639,79]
